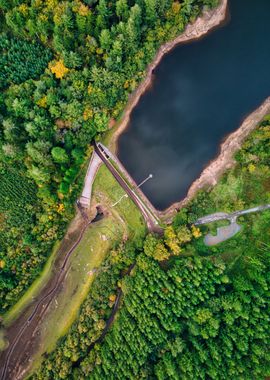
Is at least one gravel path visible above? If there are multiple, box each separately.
[94,142,162,233]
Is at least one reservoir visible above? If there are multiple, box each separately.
[118,0,270,210]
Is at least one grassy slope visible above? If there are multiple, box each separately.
[93,164,146,240]
[37,217,120,353]
[26,164,146,375]
[2,241,60,326]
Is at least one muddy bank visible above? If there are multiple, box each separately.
[110,0,228,151]
[162,97,270,220]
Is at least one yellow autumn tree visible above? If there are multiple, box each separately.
[46,0,58,11]
[172,1,181,13]
[248,163,256,173]
[109,294,116,303]
[78,3,89,16]
[192,225,202,239]
[56,203,65,213]
[83,106,94,121]
[18,4,28,15]
[164,226,181,255]
[87,83,93,94]
[153,242,170,261]
[36,96,47,108]
[50,60,69,79]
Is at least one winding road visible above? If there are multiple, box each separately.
[195,204,270,246]
[195,204,270,225]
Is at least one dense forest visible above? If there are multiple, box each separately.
[33,116,270,378]
[0,0,218,312]
[1,0,269,379]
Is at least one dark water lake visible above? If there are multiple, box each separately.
[118,0,270,210]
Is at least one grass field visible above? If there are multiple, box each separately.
[27,163,146,374]
[2,241,60,327]
[93,164,146,239]
[37,216,121,354]
[0,329,7,351]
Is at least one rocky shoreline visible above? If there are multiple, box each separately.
[162,97,270,220]
[107,0,231,220]
[109,0,228,152]
[106,0,269,223]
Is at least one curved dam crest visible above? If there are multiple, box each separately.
[118,0,270,210]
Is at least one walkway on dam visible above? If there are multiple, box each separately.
[94,141,162,233]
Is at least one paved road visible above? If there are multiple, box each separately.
[195,204,270,246]
[79,152,102,208]
[195,204,270,226]
[94,141,162,234]
[204,221,242,246]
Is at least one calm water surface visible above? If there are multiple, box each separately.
[118,0,270,210]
